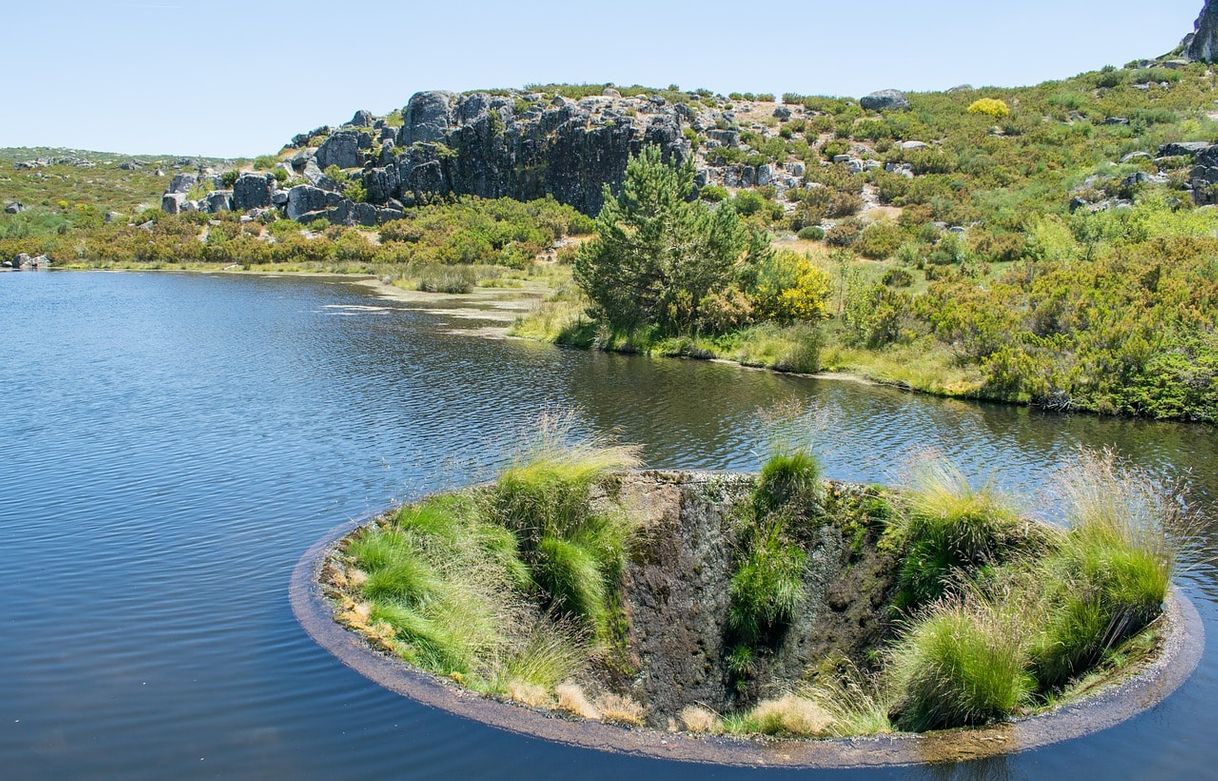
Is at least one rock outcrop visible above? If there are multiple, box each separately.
[1184,0,1218,61]
[860,89,910,111]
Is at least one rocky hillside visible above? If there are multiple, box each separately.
[159,86,915,226]
[138,0,1218,239]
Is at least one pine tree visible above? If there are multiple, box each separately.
[573,146,757,334]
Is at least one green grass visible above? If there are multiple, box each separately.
[493,414,641,636]
[887,458,1022,609]
[889,601,1035,731]
[1029,450,1175,689]
[727,527,807,646]
[754,448,822,517]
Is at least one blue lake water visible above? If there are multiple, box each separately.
[1,270,1214,780]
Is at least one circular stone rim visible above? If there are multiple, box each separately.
[291,510,1205,769]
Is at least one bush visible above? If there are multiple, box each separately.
[796,225,825,240]
[967,98,1011,119]
[826,218,864,247]
[749,250,833,323]
[854,220,904,259]
[881,267,913,287]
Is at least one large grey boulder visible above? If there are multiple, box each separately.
[1185,0,1218,61]
[399,90,455,145]
[167,173,197,194]
[349,109,375,127]
[1159,141,1212,158]
[161,192,185,214]
[205,190,233,212]
[362,166,400,203]
[860,89,910,111]
[286,185,346,221]
[4,201,24,214]
[315,130,364,170]
[232,173,275,211]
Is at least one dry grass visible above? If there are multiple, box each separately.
[740,694,834,737]
[595,693,647,725]
[506,681,550,708]
[554,683,600,720]
[678,705,723,734]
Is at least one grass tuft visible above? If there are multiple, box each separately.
[888,457,1022,609]
[730,694,834,737]
[888,599,1034,732]
[554,683,600,720]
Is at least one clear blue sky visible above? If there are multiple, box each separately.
[1,0,1204,157]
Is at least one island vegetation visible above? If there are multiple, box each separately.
[321,414,1179,739]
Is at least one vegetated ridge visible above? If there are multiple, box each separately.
[3,4,1218,421]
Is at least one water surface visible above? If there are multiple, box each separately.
[1,271,1214,780]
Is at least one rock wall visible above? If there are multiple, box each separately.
[607,471,899,725]
[1185,0,1218,61]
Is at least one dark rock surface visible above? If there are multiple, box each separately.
[1185,0,1218,61]
[610,472,899,726]
[860,89,910,111]
[316,130,365,170]
[232,173,275,211]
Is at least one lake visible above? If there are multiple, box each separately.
[1,270,1214,780]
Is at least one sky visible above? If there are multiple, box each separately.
[1,0,1205,158]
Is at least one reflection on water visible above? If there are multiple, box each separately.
[0,271,1214,781]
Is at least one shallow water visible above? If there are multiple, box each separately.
[1,271,1214,780]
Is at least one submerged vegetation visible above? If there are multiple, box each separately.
[322,415,1182,741]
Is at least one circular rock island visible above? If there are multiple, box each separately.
[293,449,1202,768]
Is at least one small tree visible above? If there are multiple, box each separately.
[574,146,760,334]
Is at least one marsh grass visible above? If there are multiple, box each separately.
[1029,449,1177,690]
[888,599,1035,732]
[888,457,1023,609]
[494,413,641,636]
[727,693,834,737]
[797,659,893,736]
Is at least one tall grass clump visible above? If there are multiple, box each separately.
[797,659,893,736]
[753,447,822,517]
[888,600,1034,732]
[728,526,808,645]
[888,458,1023,609]
[726,448,820,661]
[345,494,521,679]
[494,413,641,636]
[1029,450,1177,690]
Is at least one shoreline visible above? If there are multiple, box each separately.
[36,265,1210,424]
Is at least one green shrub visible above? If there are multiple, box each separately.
[855,220,904,259]
[797,226,825,240]
[881,267,913,287]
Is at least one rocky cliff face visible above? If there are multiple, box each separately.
[1184,0,1218,61]
[160,87,833,225]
